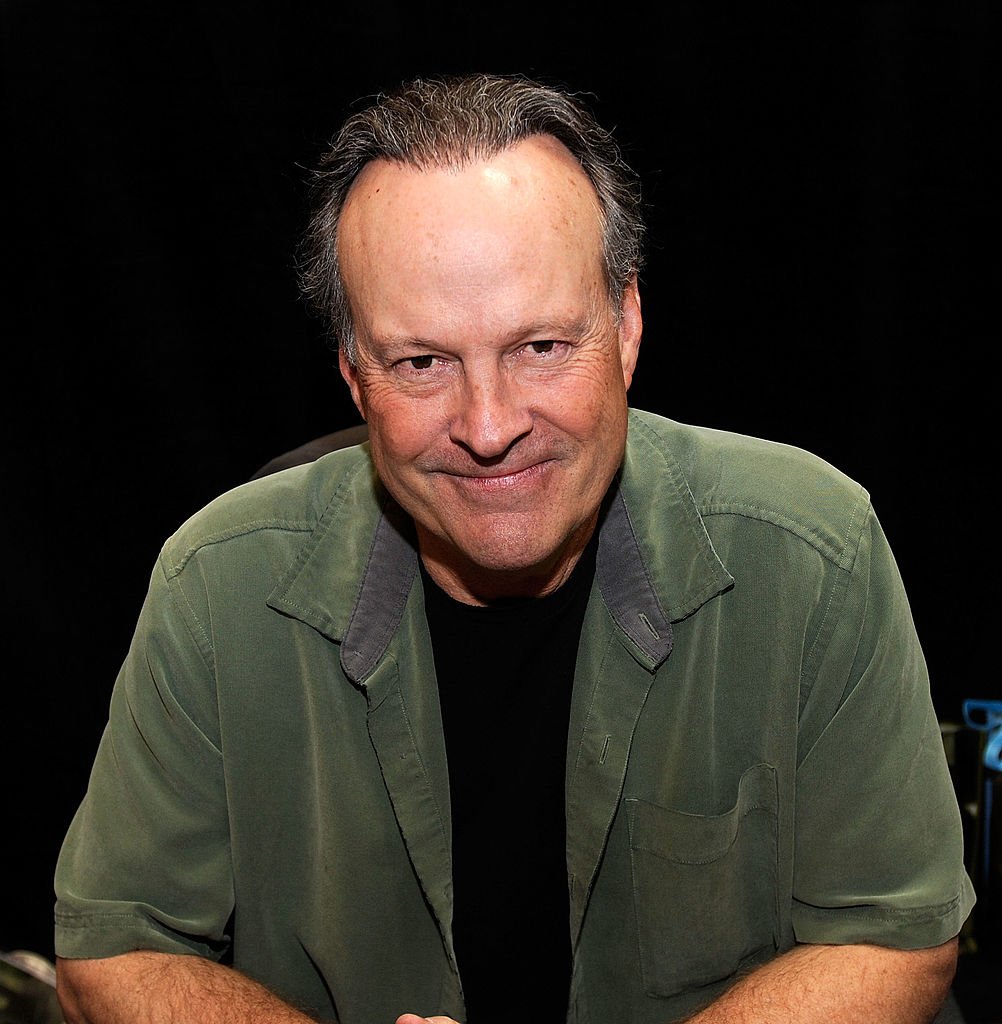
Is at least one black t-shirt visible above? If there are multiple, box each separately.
[420,535,598,1023]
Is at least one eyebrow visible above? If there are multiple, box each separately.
[368,314,599,355]
[512,314,597,338]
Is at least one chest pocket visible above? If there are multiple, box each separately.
[625,762,779,997]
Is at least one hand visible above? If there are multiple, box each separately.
[395,1015,461,1024]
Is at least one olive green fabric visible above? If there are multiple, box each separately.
[54,410,974,1023]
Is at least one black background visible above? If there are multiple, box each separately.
[2,2,998,959]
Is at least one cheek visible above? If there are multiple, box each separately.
[536,358,628,439]
[366,394,447,469]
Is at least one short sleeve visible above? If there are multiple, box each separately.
[792,508,975,948]
[54,555,235,960]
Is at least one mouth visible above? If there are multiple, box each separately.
[442,460,553,493]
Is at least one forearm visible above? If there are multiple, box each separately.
[685,940,958,1024]
[57,951,319,1024]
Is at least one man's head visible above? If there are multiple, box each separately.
[301,75,645,604]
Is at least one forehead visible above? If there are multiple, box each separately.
[337,135,605,283]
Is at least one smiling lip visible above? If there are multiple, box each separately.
[443,460,553,492]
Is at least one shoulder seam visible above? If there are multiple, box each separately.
[700,494,870,572]
[163,519,316,580]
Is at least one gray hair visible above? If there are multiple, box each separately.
[299,73,645,363]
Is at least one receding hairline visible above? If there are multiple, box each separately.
[341,131,602,213]
[336,133,607,272]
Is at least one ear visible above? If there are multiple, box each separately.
[617,277,643,391]
[338,346,367,421]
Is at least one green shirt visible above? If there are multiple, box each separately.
[55,410,975,1022]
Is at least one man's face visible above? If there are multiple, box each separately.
[338,135,642,603]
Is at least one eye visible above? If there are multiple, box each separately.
[522,340,569,361]
[391,352,453,382]
[393,354,439,374]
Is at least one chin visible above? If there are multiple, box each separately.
[452,521,582,577]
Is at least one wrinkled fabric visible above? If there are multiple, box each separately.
[55,410,974,1023]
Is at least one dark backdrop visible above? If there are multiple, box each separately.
[2,2,997,958]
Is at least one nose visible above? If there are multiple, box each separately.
[448,366,532,459]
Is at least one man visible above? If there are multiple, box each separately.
[54,74,974,1023]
